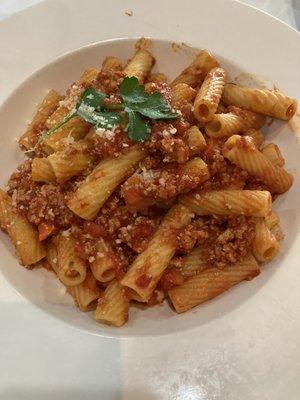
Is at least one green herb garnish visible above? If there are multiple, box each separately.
[126,109,151,143]
[41,77,178,144]
[119,77,178,142]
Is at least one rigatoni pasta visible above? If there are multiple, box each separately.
[31,158,55,182]
[171,83,197,107]
[94,280,129,327]
[47,139,92,182]
[193,67,226,123]
[47,241,101,311]
[42,117,90,154]
[121,204,193,301]
[67,271,102,312]
[223,135,293,193]
[89,239,118,283]
[0,190,46,265]
[204,108,265,138]
[261,143,285,167]
[252,218,280,262]
[53,233,87,286]
[186,126,207,155]
[123,49,155,83]
[102,56,123,71]
[245,129,264,148]
[222,83,297,121]
[180,190,271,217]
[171,50,219,87]
[179,247,209,278]
[19,90,62,150]
[169,255,260,313]
[68,145,145,220]
[0,41,295,327]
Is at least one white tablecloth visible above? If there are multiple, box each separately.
[0,0,298,28]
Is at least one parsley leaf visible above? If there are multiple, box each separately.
[126,109,151,143]
[120,76,149,104]
[131,92,178,119]
[93,111,122,129]
[76,106,122,129]
[119,76,179,142]
[76,88,122,130]
[76,87,106,110]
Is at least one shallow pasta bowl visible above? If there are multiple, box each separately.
[0,36,299,339]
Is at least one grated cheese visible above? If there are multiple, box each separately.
[61,229,71,237]
[95,125,117,140]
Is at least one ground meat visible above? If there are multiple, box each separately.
[201,216,255,267]
[198,136,248,192]
[158,268,184,292]
[118,215,160,253]
[146,289,165,307]
[8,160,37,193]
[95,70,125,95]
[139,154,163,170]
[146,120,190,163]
[168,256,185,269]
[88,126,133,160]
[95,193,136,237]
[176,219,208,253]
[245,176,273,193]
[72,221,134,274]
[122,162,204,211]
[93,191,162,256]
[26,184,76,228]
[175,216,254,267]
[8,160,78,229]
[145,82,173,105]
[177,101,198,125]
[198,163,247,193]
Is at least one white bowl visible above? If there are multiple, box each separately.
[0,37,299,338]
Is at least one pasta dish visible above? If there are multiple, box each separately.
[0,44,296,326]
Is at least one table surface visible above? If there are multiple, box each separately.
[0,0,299,28]
[0,2,299,400]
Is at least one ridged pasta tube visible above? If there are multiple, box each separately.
[121,204,193,301]
[31,158,55,182]
[171,50,219,88]
[252,218,279,262]
[180,190,272,217]
[94,280,129,327]
[223,135,293,193]
[222,83,297,120]
[68,146,146,220]
[169,255,260,313]
[53,234,87,286]
[123,49,155,83]
[205,109,265,138]
[193,67,226,122]
[0,190,46,265]
[19,90,62,150]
